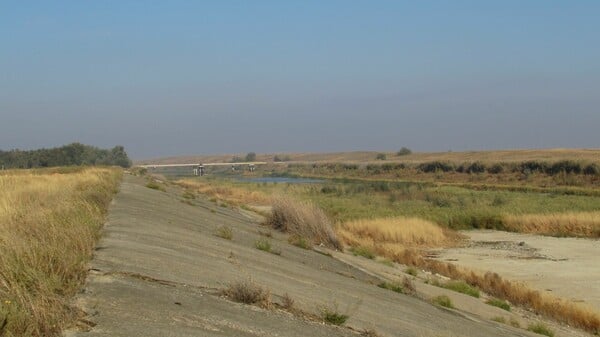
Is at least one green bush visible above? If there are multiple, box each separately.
[418,161,455,173]
[375,153,387,160]
[397,147,412,156]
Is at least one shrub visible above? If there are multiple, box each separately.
[378,282,404,294]
[397,147,412,156]
[320,305,349,325]
[375,153,387,160]
[265,196,341,250]
[245,152,257,162]
[223,280,271,308]
[418,161,455,173]
[548,160,582,175]
[486,298,510,311]
[442,281,480,298]
[145,181,165,191]
[527,322,554,337]
[584,163,600,175]
[215,225,233,240]
[432,295,454,308]
[281,293,295,310]
[466,162,486,174]
[254,238,272,252]
[488,163,505,174]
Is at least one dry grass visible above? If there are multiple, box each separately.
[504,212,600,237]
[400,254,600,334]
[222,279,271,308]
[140,148,600,165]
[0,167,121,336]
[265,196,341,250]
[337,217,463,268]
[338,217,463,249]
[175,179,271,206]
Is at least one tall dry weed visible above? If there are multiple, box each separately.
[265,196,341,250]
[504,212,600,238]
[0,168,121,336]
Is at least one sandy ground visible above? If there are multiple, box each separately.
[435,231,600,309]
[65,175,590,337]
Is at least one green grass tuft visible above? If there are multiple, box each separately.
[442,281,480,298]
[527,322,554,337]
[432,295,454,308]
[378,282,404,294]
[486,298,510,311]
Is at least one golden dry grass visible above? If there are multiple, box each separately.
[338,217,463,249]
[504,212,600,237]
[265,196,341,250]
[175,179,271,206]
[0,167,121,336]
[374,247,600,334]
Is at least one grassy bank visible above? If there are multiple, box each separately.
[0,167,121,336]
[178,177,600,237]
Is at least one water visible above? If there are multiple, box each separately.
[235,177,324,184]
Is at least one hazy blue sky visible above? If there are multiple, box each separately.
[1,1,599,159]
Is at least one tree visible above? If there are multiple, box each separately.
[375,153,387,160]
[245,152,257,162]
[396,147,412,156]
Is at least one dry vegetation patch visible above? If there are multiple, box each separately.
[0,168,121,336]
[265,196,341,250]
[338,217,463,249]
[175,179,271,206]
[504,212,600,237]
[222,280,272,308]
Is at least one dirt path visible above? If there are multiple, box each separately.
[434,230,600,310]
[66,175,561,336]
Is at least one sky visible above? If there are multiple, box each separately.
[1,1,599,159]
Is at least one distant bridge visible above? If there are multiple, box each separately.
[138,162,268,176]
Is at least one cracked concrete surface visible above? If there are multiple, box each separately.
[66,175,548,337]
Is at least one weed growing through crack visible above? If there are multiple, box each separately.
[486,298,511,311]
[255,238,281,255]
[527,322,554,337]
[215,225,233,240]
[222,280,271,308]
[319,304,349,325]
[432,295,454,308]
[378,282,404,294]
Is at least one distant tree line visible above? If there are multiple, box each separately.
[231,152,257,163]
[0,143,132,169]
